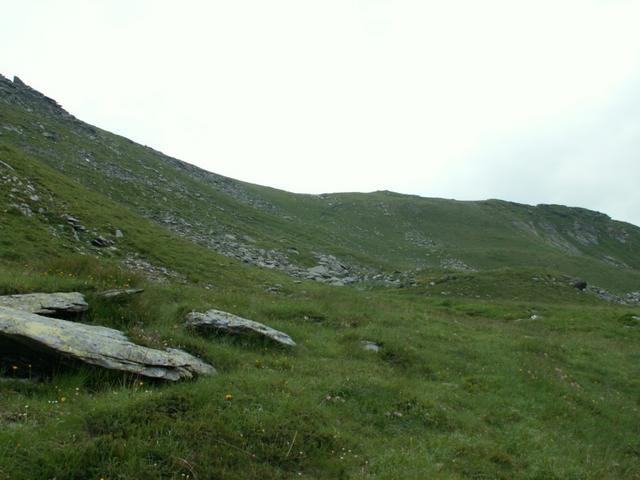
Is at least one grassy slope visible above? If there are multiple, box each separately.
[1,86,639,292]
[1,259,639,479]
[0,79,639,479]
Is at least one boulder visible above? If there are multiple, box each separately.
[186,309,296,347]
[307,265,330,278]
[0,306,215,380]
[572,279,588,291]
[0,292,88,316]
[361,340,381,352]
[91,236,112,247]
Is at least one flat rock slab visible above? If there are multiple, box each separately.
[186,309,296,347]
[0,306,216,381]
[97,288,144,299]
[0,292,88,315]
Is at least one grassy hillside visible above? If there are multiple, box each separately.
[1,75,640,479]
[1,74,639,292]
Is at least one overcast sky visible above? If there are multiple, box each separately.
[2,1,640,226]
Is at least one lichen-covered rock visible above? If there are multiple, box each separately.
[186,309,296,347]
[0,292,88,315]
[0,306,216,380]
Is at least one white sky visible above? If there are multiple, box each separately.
[2,0,640,226]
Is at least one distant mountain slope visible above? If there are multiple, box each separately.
[1,74,639,292]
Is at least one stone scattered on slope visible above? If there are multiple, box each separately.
[97,288,144,299]
[514,314,542,322]
[185,309,296,347]
[0,306,215,380]
[91,236,112,247]
[63,214,86,232]
[0,292,88,316]
[626,292,640,304]
[362,340,381,352]
[586,285,640,306]
[572,279,588,291]
[307,265,331,279]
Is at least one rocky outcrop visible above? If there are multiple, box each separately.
[0,292,88,316]
[186,309,296,347]
[0,306,215,380]
[0,75,75,120]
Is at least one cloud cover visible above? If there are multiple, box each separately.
[2,0,639,225]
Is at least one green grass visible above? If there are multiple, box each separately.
[1,256,640,479]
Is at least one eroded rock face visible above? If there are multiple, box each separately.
[185,309,296,347]
[0,292,88,316]
[0,306,216,380]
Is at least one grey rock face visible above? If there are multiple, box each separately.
[186,309,296,347]
[0,292,88,316]
[0,306,215,380]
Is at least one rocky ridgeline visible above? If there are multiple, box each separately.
[0,75,278,217]
[0,75,73,121]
